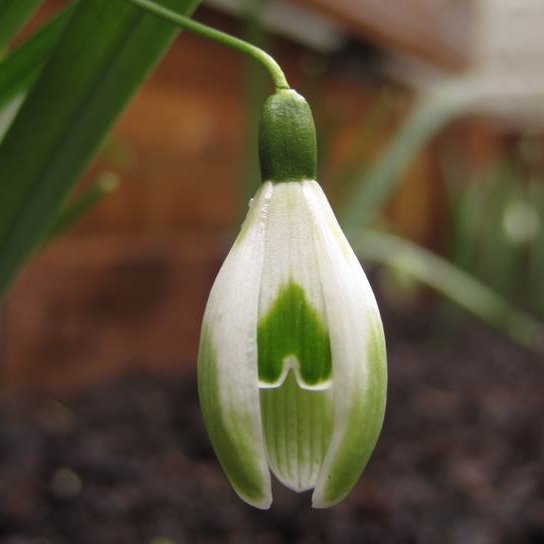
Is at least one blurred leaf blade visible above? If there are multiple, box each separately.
[0,3,75,111]
[355,230,543,351]
[0,93,23,142]
[0,0,44,51]
[45,172,119,241]
[340,86,471,231]
[0,0,200,300]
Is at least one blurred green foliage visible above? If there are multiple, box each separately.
[307,78,543,350]
[444,145,544,320]
[0,0,200,300]
[0,0,43,52]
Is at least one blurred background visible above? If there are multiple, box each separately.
[1,0,544,542]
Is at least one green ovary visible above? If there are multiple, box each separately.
[257,282,331,388]
[260,371,333,491]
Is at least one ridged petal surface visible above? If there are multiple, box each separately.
[260,371,333,492]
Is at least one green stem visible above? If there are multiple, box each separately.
[124,0,289,90]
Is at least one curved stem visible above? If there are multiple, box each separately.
[124,0,289,90]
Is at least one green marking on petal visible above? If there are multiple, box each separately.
[313,317,387,507]
[198,327,270,508]
[257,282,332,389]
[260,371,333,492]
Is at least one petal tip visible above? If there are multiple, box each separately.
[311,487,342,509]
[238,489,273,510]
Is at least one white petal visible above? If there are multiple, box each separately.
[198,182,273,509]
[260,371,334,493]
[257,182,331,390]
[303,180,387,508]
[257,181,335,493]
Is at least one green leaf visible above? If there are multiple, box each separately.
[340,86,471,230]
[354,229,544,352]
[0,0,200,300]
[0,93,23,141]
[44,172,119,242]
[0,0,44,51]
[0,3,75,112]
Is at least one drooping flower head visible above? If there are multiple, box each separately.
[198,89,386,509]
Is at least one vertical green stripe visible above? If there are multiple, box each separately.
[260,371,333,491]
[318,320,387,505]
[198,327,269,505]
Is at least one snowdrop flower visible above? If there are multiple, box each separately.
[198,90,386,509]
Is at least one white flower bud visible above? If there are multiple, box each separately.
[198,179,387,509]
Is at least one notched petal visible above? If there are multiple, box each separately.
[257,281,332,390]
[260,371,333,493]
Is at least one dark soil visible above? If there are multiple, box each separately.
[0,313,543,544]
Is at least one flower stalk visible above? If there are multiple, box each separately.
[123,0,289,91]
[127,0,387,509]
